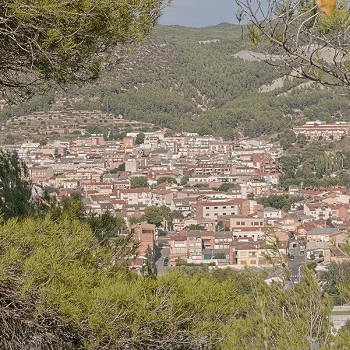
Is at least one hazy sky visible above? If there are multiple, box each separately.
[159,0,240,28]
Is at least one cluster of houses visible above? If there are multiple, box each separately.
[5,128,350,269]
[170,186,350,268]
[293,121,350,142]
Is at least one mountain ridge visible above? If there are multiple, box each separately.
[1,24,350,143]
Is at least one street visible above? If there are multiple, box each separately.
[288,242,307,284]
[155,235,171,275]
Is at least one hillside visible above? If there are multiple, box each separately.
[1,23,350,143]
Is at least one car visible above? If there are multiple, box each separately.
[163,257,169,266]
[289,254,295,261]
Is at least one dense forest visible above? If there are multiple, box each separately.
[1,23,350,139]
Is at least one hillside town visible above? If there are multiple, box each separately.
[4,118,350,277]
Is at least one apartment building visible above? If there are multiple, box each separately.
[195,198,250,220]
[130,222,156,256]
[229,240,288,268]
[304,202,333,220]
[217,214,264,231]
[169,234,188,265]
[187,230,214,261]
[118,188,151,206]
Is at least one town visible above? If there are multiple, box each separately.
[4,113,350,281]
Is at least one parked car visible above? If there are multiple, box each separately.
[289,254,295,261]
[163,257,169,266]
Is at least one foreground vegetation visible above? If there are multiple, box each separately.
[2,208,350,349]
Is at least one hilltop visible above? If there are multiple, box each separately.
[1,23,350,143]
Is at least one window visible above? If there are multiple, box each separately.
[249,252,256,257]
[206,207,209,209]
[250,260,256,265]
[237,222,240,225]
[241,222,245,225]
[223,213,226,215]
[206,214,210,216]
[142,230,153,234]
[214,206,218,209]
[254,222,259,226]
[240,260,247,265]
[223,206,226,209]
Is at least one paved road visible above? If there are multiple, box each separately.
[155,235,171,275]
[288,243,306,284]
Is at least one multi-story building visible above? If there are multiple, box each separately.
[117,188,151,206]
[217,214,265,231]
[195,198,250,220]
[130,222,156,257]
[304,202,333,220]
[169,234,188,265]
[229,240,288,268]
[293,122,350,141]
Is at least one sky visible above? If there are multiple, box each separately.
[159,0,241,28]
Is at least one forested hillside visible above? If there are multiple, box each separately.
[1,23,350,139]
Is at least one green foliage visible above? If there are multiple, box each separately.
[4,24,350,139]
[279,140,350,189]
[247,192,255,200]
[180,174,190,186]
[296,133,308,148]
[194,183,209,188]
[144,205,170,227]
[0,0,166,99]
[321,261,350,305]
[135,132,145,145]
[141,245,157,279]
[333,320,350,349]
[0,210,341,349]
[279,129,297,150]
[258,194,300,211]
[60,25,345,138]
[0,150,33,220]
[60,193,85,222]
[110,163,125,173]
[279,155,299,178]
[187,224,205,231]
[85,124,105,135]
[218,183,234,192]
[156,176,177,184]
[39,138,48,146]
[129,216,145,225]
[130,176,149,188]
[213,253,226,259]
[86,211,127,243]
[169,210,184,219]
